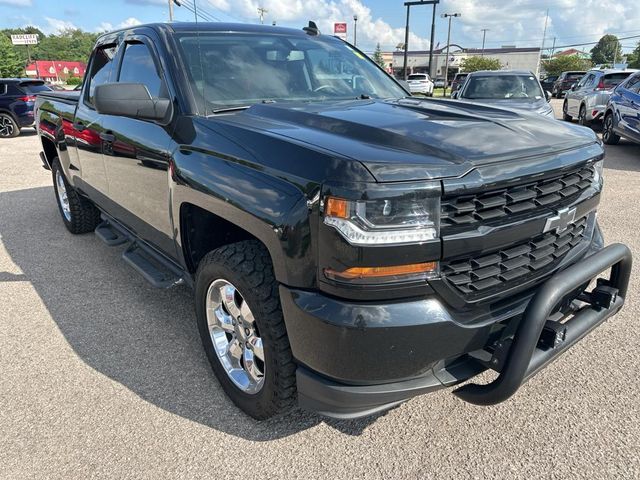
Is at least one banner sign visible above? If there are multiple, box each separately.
[11,34,39,45]
[333,22,347,40]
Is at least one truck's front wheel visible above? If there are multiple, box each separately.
[195,240,296,419]
[51,158,101,234]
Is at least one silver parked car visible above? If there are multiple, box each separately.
[451,70,554,117]
[563,68,638,126]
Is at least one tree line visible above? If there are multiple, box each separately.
[0,26,98,78]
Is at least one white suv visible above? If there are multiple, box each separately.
[407,73,434,96]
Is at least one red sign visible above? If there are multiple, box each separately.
[334,22,347,40]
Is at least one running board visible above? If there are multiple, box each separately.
[122,242,184,289]
[95,221,128,246]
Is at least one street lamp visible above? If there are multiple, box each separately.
[442,12,461,97]
[353,15,358,46]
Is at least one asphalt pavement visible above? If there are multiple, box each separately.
[1,101,640,479]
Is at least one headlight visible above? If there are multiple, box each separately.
[322,183,440,246]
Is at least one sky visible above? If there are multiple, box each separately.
[1,0,639,55]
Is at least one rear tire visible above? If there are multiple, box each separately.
[195,240,296,419]
[578,105,590,127]
[0,113,20,138]
[51,158,101,234]
[562,101,573,121]
[602,113,620,145]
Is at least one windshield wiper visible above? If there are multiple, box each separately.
[210,99,277,115]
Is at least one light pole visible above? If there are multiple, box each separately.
[353,15,358,46]
[442,12,461,97]
[168,0,181,21]
[481,28,489,56]
[402,1,439,81]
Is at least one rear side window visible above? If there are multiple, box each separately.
[118,42,166,99]
[19,82,50,94]
[86,44,118,106]
[626,75,640,93]
[603,72,632,89]
[0,84,6,95]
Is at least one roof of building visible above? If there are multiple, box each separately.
[393,46,541,56]
[25,60,87,78]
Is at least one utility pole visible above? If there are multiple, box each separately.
[442,13,460,97]
[550,36,556,57]
[402,1,440,81]
[258,6,268,24]
[537,9,549,77]
[353,15,358,46]
[481,29,489,56]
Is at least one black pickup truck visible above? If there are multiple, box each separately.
[35,22,631,420]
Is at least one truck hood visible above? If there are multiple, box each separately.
[211,98,599,182]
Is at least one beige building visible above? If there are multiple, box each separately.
[390,46,542,78]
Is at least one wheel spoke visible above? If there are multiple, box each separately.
[243,347,264,383]
[247,335,264,361]
[240,300,255,325]
[220,284,241,318]
[209,307,234,333]
[228,338,243,361]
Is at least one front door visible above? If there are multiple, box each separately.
[100,37,176,258]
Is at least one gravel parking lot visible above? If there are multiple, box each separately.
[1,100,640,479]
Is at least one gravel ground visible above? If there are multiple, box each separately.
[1,101,640,479]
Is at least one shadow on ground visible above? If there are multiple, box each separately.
[0,186,383,440]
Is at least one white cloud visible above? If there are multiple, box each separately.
[43,17,78,34]
[0,0,32,6]
[207,0,230,10]
[95,17,143,33]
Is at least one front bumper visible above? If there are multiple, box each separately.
[282,238,631,418]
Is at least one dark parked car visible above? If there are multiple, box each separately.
[603,71,640,145]
[36,22,631,420]
[452,70,554,117]
[0,78,51,138]
[450,72,468,93]
[540,74,558,93]
[552,71,586,98]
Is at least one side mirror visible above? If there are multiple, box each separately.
[545,90,552,102]
[94,83,172,122]
[571,83,577,91]
[451,91,458,99]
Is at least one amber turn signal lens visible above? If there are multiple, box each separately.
[325,262,437,281]
[325,197,349,219]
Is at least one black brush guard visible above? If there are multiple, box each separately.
[454,243,632,405]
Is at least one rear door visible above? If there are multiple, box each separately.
[621,75,640,141]
[567,73,594,116]
[73,43,118,199]
[100,35,177,257]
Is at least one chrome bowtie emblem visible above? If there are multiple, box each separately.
[543,207,577,234]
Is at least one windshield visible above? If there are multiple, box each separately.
[176,32,406,113]
[462,74,543,100]
[603,72,633,88]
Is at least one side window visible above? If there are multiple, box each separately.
[0,84,6,95]
[578,74,592,88]
[118,42,166,99]
[86,44,117,107]
[626,76,640,94]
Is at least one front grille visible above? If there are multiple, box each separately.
[442,216,587,295]
[441,164,595,227]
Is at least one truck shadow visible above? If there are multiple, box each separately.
[0,186,382,440]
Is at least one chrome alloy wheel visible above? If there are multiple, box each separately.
[0,115,14,137]
[55,169,71,221]
[205,279,265,393]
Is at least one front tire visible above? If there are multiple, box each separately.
[562,101,573,121]
[51,158,101,234]
[0,113,20,138]
[195,240,296,419]
[602,113,620,145]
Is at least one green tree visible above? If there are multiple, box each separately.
[628,41,640,69]
[590,34,623,65]
[372,43,385,68]
[460,56,502,72]
[542,55,592,76]
[0,34,24,77]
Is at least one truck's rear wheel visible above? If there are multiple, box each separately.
[195,240,296,419]
[51,158,101,234]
